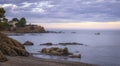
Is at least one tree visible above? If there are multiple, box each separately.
[3,17,8,23]
[0,22,9,30]
[12,18,19,22]
[16,17,26,27]
[0,8,8,30]
[0,7,5,18]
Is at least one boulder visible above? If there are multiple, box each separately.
[41,47,72,56]
[0,32,29,62]
[40,43,53,46]
[23,41,34,45]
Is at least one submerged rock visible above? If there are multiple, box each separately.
[23,41,34,45]
[68,54,81,58]
[59,42,83,45]
[40,43,53,46]
[0,32,29,62]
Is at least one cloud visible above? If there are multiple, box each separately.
[0,4,17,9]
[30,1,55,13]
[31,8,45,13]
[21,2,34,8]
[32,21,120,29]
[0,0,120,23]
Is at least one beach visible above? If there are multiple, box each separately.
[0,56,95,66]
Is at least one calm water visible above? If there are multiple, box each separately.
[9,30,120,66]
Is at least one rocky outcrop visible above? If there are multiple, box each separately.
[41,47,72,56]
[59,42,83,45]
[23,41,34,45]
[14,25,46,33]
[40,43,55,46]
[0,32,29,62]
[40,42,84,46]
[41,47,81,58]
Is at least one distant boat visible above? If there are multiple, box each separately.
[95,32,100,35]
[71,32,76,33]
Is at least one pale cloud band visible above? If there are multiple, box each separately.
[0,0,120,22]
[31,21,120,29]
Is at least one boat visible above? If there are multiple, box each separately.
[95,32,100,35]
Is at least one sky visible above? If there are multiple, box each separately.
[0,0,120,29]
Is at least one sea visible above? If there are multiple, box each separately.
[9,29,120,66]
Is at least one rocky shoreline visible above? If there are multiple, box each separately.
[0,32,96,66]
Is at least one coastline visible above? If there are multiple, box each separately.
[0,55,96,66]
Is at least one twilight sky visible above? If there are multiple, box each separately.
[0,0,120,29]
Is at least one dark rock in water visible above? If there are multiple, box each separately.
[40,43,53,46]
[71,32,76,33]
[45,31,64,33]
[95,32,100,35]
[68,54,81,58]
[41,47,81,58]
[40,42,85,46]
[0,32,29,62]
[41,47,72,56]
[59,42,83,45]
[23,41,34,45]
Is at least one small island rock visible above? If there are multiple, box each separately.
[23,41,34,45]
[41,47,72,56]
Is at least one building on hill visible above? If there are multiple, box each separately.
[0,17,8,23]
[8,21,18,31]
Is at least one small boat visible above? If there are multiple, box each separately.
[95,32,100,35]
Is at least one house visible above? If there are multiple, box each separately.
[0,17,8,23]
[8,21,18,30]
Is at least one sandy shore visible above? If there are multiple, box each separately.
[0,56,96,66]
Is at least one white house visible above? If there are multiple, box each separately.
[8,21,18,30]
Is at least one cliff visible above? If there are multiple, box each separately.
[12,25,46,33]
[0,32,29,62]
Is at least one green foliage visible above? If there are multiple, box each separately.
[12,18,19,22]
[0,22,9,31]
[3,18,8,23]
[16,17,26,27]
[0,8,9,31]
[0,8,5,18]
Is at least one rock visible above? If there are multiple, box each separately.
[0,50,8,62]
[0,32,29,62]
[59,42,83,45]
[41,47,72,56]
[23,41,34,45]
[14,25,46,33]
[95,32,100,35]
[62,47,70,55]
[71,32,76,33]
[40,43,53,46]
[0,43,18,56]
[68,54,81,58]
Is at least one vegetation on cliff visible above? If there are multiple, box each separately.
[0,7,45,33]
